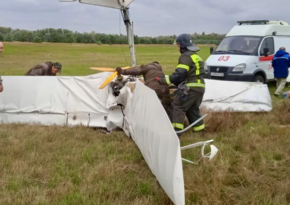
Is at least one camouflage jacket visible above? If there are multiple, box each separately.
[121,62,169,95]
[25,62,55,76]
[121,62,171,109]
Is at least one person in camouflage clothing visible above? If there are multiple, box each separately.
[25,62,62,76]
[116,61,172,116]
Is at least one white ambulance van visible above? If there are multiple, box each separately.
[205,20,290,83]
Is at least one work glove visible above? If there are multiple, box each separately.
[115,67,123,74]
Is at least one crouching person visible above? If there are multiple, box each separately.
[25,62,62,76]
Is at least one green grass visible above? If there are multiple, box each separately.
[0,42,211,76]
[0,42,290,205]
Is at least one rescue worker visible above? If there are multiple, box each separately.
[25,62,62,76]
[115,62,172,115]
[156,34,205,135]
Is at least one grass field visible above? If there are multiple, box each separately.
[1,42,290,205]
[0,42,212,75]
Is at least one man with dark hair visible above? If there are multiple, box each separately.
[25,62,62,76]
[116,61,171,115]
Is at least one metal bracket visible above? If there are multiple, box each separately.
[181,139,218,164]
[177,114,218,164]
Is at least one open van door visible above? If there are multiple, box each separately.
[258,37,275,81]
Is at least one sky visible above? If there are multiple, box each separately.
[1,0,290,37]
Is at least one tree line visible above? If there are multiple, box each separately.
[0,27,225,45]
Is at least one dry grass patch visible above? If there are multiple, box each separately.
[181,99,290,204]
[0,125,171,205]
[1,100,290,204]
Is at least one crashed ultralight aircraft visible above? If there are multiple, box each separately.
[0,0,273,205]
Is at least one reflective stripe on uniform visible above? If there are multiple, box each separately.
[165,75,171,84]
[186,83,205,88]
[193,124,205,131]
[176,64,190,71]
[172,123,184,130]
[190,54,203,75]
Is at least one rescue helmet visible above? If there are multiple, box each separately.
[175,34,200,52]
[53,62,62,73]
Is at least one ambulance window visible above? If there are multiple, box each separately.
[260,37,274,55]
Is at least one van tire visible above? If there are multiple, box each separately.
[253,74,265,83]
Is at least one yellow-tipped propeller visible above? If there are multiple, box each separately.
[90,66,134,89]
[90,67,116,72]
[99,72,117,89]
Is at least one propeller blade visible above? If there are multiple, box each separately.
[90,66,133,72]
[98,66,135,89]
[99,71,118,89]
[90,67,115,72]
